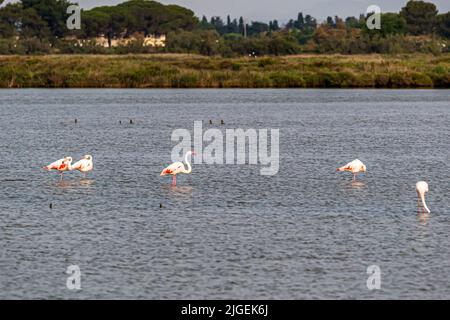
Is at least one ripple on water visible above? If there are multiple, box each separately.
[0,89,449,299]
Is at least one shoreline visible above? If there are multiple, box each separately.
[0,87,447,90]
[0,53,448,89]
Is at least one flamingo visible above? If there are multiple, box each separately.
[160,151,196,186]
[416,181,430,214]
[43,156,73,181]
[336,159,367,181]
[71,155,94,178]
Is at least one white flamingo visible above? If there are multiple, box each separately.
[43,156,73,181]
[71,155,94,178]
[416,181,430,214]
[160,151,196,186]
[336,159,367,181]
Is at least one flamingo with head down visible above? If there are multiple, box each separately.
[71,155,94,178]
[416,181,430,214]
[160,151,196,186]
[43,156,73,181]
[336,159,367,181]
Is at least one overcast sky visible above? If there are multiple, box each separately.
[3,0,450,22]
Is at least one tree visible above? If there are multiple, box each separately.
[81,6,125,46]
[295,12,304,29]
[437,12,450,38]
[210,16,226,34]
[230,18,239,33]
[334,16,345,29]
[82,0,199,44]
[326,16,334,27]
[22,0,75,38]
[400,0,438,35]
[166,29,219,55]
[238,16,244,35]
[0,3,22,38]
[117,0,198,34]
[381,13,406,36]
[362,13,406,37]
[286,19,295,29]
[248,21,269,36]
[199,15,210,29]
[21,7,52,40]
[345,16,362,29]
[304,14,317,29]
[0,2,51,40]
[269,20,279,31]
[82,10,112,38]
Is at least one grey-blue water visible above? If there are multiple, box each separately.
[0,89,449,299]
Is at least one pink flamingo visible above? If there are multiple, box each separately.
[160,151,196,186]
[71,155,94,178]
[416,181,431,214]
[43,156,73,181]
[336,159,367,181]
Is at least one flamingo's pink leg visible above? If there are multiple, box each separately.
[172,175,176,186]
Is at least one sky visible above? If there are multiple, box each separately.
[2,0,450,22]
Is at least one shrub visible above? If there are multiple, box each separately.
[269,71,305,87]
[411,73,434,87]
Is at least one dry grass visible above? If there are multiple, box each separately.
[0,53,448,88]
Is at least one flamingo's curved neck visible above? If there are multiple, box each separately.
[183,152,192,174]
[67,160,73,171]
[420,192,430,213]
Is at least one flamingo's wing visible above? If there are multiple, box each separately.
[348,159,365,173]
[337,161,353,172]
[72,159,87,171]
[45,158,65,171]
[160,162,184,175]
[75,159,93,172]
[337,159,364,173]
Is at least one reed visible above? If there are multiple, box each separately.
[0,53,448,88]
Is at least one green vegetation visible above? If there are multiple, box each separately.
[0,0,448,88]
[0,0,449,56]
[0,53,448,88]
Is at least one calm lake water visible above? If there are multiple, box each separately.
[0,89,449,299]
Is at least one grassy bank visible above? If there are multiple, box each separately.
[0,53,449,88]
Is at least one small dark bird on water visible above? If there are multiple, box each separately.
[74,119,77,124]
[209,120,213,125]
[160,203,163,208]
[119,120,122,124]
[130,119,134,124]
[221,120,225,125]
[49,203,53,209]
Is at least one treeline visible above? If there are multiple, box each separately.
[0,0,197,54]
[0,0,449,56]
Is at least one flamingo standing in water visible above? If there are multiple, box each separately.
[43,156,73,181]
[160,151,196,186]
[416,181,430,214]
[71,155,94,178]
[336,159,367,181]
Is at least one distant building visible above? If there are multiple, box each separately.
[65,34,166,48]
[143,34,166,47]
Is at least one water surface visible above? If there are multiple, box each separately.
[0,89,449,299]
